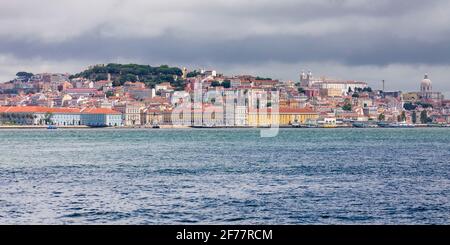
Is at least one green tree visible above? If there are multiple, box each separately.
[298,87,305,94]
[342,103,352,111]
[71,63,183,88]
[412,111,417,124]
[378,113,385,121]
[401,111,407,122]
[44,112,53,125]
[420,110,428,124]
[120,74,137,83]
[158,74,175,83]
[417,102,433,109]
[211,81,221,87]
[362,87,373,93]
[170,79,188,91]
[112,80,122,87]
[187,70,201,78]
[255,77,272,80]
[95,74,108,81]
[106,91,115,98]
[222,80,231,89]
[403,102,417,111]
[16,71,34,80]
[92,66,108,74]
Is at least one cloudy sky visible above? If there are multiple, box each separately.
[1,0,449,95]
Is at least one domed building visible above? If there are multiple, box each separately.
[418,74,443,101]
[420,74,432,94]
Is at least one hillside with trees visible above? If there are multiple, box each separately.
[70,63,186,90]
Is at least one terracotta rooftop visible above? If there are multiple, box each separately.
[81,108,121,115]
[0,106,120,115]
[249,107,316,114]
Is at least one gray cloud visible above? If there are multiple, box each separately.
[1,0,450,94]
[2,31,450,66]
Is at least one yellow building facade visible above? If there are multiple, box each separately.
[248,108,319,127]
[320,88,343,97]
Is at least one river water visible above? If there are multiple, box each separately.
[0,128,449,224]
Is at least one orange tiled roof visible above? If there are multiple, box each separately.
[0,106,120,115]
[81,108,121,115]
[0,106,77,114]
[249,107,316,114]
[145,97,170,104]
[65,88,97,93]
[145,108,162,113]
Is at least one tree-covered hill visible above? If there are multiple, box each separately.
[70,63,186,90]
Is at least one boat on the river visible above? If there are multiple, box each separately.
[353,122,369,128]
[390,122,415,128]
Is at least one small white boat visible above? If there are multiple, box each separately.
[390,122,415,128]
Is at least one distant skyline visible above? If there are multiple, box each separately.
[1,0,450,97]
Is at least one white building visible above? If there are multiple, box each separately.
[81,108,122,127]
[314,81,368,95]
[114,103,144,126]
[234,105,248,126]
[419,74,444,101]
[0,106,122,127]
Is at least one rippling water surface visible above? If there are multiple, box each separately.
[0,128,449,224]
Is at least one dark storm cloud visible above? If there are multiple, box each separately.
[1,0,450,66]
[2,31,450,66]
[1,0,450,93]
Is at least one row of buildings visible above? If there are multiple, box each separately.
[0,106,122,127]
[0,67,449,127]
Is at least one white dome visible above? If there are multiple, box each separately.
[421,74,432,86]
[420,74,432,93]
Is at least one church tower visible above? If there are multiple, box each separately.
[300,70,312,88]
[420,74,432,93]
